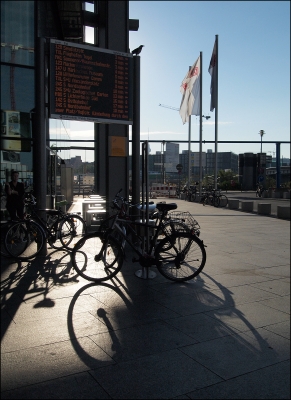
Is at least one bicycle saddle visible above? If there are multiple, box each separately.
[156,202,177,212]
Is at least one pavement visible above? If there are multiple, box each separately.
[1,194,290,399]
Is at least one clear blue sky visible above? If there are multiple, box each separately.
[69,1,290,162]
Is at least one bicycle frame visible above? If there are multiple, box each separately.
[26,204,62,241]
[104,208,184,264]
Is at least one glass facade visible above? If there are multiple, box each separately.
[1,0,72,217]
[1,1,35,193]
[1,1,35,66]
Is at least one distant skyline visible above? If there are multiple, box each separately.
[64,1,290,163]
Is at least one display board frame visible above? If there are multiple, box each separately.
[49,39,133,125]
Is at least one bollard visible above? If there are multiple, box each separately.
[228,199,239,209]
[257,203,271,215]
[277,206,290,220]
[241,201,254,212]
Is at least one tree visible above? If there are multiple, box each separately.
[218,170,239,190]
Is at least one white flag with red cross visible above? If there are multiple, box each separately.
[179,56,201,124]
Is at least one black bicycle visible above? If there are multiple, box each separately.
[71,190,206,283]
[3,192,87,260]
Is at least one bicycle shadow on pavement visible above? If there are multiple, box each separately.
[65,267,282,378]
[67,280,134,369]
[1,248,77,341]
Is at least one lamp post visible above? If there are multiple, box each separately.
[258,130,266,154]
[162,140,165,184]
[258,130,266,187]
[200,115,210,190]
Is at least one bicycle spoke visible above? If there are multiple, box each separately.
[155,233,206,281]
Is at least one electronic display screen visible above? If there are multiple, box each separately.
[49,39,133,124]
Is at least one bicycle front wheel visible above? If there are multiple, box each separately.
[71,232,123,282]
[59,214,87,250]
[5,220,45,261]
[155,232,206,282]
[218,194,228,207]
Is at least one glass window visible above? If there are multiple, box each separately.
[49,118,71,162]
[1,1,35,66]
[1,65,34,113]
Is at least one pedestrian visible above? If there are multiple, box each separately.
[5,171,25,219]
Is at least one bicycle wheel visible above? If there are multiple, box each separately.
[71,232,123,282]
[213,195,220,207]
[155,232,206,282]
[47,220,65,250]
[218,194,228,207]
[1,221,12,257]
[204,194,213,206]
[59,214,87,250]
[5,220,45,261]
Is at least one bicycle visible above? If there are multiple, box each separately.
[256,184,265,198]
[4,192,87,260]
[188,184,198,201]
[200,189,219,207]
[200,188,228,207]
[71,191,206,283]
[98,189,200,247]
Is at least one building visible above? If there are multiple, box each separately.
[128,149,239,187]
[206,150,238,176]
[239,152,267,190]
[1,1,139,217]
[266,166,290,186]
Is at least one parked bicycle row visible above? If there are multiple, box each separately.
[2,189,207,284]
[178,185,228,207]
[1,191,87,260]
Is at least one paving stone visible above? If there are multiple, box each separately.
[90,349,223,399]
[1,371,111,399]
[1,337,115,391]
[186,360,290,399]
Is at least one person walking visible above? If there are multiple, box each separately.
[5,171,25,219]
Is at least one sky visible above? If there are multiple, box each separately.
[66,1,290,163]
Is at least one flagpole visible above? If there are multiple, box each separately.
[214,35,218,190]
[199,51,203,195]
[188,65,191,188]
[188,114,191,187]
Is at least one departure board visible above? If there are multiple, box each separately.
[49,39,133,124]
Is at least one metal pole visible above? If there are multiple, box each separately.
[34,37,47,255]
[162,140,165,184]
[188,65,191,188]
[199,51,203,195]
[132,55,141,205]
[276,142,281,188]
[188,115,191,187]
[214,35,218,190]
